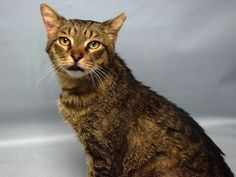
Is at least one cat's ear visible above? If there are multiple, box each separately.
[40,4,65,38]
[104,13,126,41]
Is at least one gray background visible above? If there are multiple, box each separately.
[0,0,235,177]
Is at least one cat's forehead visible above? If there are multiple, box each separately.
[59,19,104,39]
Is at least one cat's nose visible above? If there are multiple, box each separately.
[71,52,83,63]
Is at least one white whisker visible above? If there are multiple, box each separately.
[94,65,116,90]
[89,72,95,86]
[35,65,56,89]
[91,68,105,90]
[45,65,64,86]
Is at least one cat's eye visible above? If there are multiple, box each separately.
[59,37,71,46]
[88,41,100,49]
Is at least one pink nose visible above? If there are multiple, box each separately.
[71,52,83,61]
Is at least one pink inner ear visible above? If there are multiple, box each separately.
[42,12,57,35]
[45,21,55,33]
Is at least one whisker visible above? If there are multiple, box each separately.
[89,72,95,86]
[86,61,94,66]
[93,66,113,92]
[90,68,100,86]
[35,62,65,89]
[94,65,116,90]
[45,65,64,86]
[40,62,53,73]
[39,64,55,78]
[35,65,56,88]
[81,62,97,86]
[102,65,112,70]
[91,68,105,90]
[82,64,94,70]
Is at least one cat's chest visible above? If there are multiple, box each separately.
[58,97,88,124]
[57,96,107,128]
[57,97,112,147]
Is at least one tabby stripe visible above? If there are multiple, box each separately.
[83,21,93,38]
[60,30,68,35]
[46,38,57,52]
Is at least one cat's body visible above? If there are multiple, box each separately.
[58,55,233,177]
[40,4,234,177]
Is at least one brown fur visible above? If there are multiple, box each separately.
[40,4,234,177]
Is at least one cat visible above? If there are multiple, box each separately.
[40,3,234,177]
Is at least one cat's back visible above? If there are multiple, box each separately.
[123,84,234,177]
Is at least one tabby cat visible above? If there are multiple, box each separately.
[40,4,234,177]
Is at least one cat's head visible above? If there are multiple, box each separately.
[40,4,126,79]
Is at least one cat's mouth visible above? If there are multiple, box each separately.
[65,65,88,79]
[66,65,85,72]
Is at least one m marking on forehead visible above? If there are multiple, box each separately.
[69,27,76,36]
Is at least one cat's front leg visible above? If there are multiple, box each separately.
[87,155,95,177]
[92,158,113,177]
[85,140,115,177]
[87,157,116,177]
[87,155,114,177]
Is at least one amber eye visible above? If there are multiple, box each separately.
[59,37,71,46]
[88,41,100,49]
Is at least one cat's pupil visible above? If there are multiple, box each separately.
[63,38,68,43]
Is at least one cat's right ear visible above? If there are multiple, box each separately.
[40,4,65,38]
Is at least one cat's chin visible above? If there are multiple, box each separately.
[65,70,88,79]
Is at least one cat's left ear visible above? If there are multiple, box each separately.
[40,4,66,38]
[103,13,127,42]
